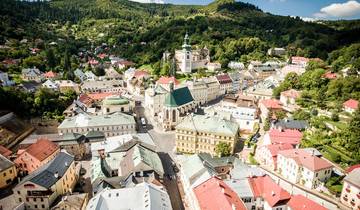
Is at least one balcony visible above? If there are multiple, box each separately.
[27,190,54,197]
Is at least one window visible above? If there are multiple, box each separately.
[3,172,6,177]
[34,205,38,209]
[33,198,36,202]
[17,191,20,195]
[19,198,22,202]
[42,205,45,208]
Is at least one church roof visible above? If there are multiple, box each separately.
[164,87,194,107]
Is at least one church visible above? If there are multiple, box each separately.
[171,33,220,74]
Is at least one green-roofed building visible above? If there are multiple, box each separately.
[175,114,240,156]
[161,82,195,131]
[102,95,132,114]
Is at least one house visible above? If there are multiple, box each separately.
[277,149,333,189]
[102,95,131,114]
[206,62,221,72]
[322,72,338,80]
[74,69,86,82]
[84,71,97,81]
[86,183,172,210]
[272,119,308,131]
[160,83,195,130]
[259,99,283,121]
[203,76,221,102]
[280,65,306,76]
[0,154,17,188]
[268,47,286,56]
[175,113,239,156]
[51,193,88,210]
[21,67,43,82]
[290,56,309,67]
[228,61,245,70]
[287,194,328,210]
[156,76,180,91]
[20,81,41,93]
[248,175,291,210]
[248,61,276,79]
[186,79,208,106]
[43,71,59,80]
[0,145,12,158]
[340,167,360,209]
[215,74,233,95]
[263,129,303,147]
[229,71,241,92]
[13,152,77,210]
[280,89,301,107]
[81,80,123,93]
[104,67,122,80]
[55,80,80,93]
[15,138,60,175]
[58,112,136,137]
[116,60,134,70]
[256,143,293,170]
[193,177,247,210]
[42,79,59,91]
[343,99,359,114]
[0,71,15,86]
[244,81,274,100]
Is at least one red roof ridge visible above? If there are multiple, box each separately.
[24,139,59,161]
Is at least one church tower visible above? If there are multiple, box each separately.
[181,33,192,73]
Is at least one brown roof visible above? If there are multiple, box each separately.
[0,145,12,158]
[215,74,232,84]
[24,139,59,161]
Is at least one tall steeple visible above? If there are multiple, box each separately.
[182,32,191,51]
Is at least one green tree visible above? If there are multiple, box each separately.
[63,50,71,72]
[46,48,57,68]
[160,61,170,76]
[215,142,232,157]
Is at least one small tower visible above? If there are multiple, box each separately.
[181,32,192,74]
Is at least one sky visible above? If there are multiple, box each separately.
[141,0,360,20]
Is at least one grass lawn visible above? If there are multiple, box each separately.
[325,120,348,130]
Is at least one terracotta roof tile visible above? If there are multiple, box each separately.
[194,177,247,210]
[24,139,59,161]
[260,99,282,109]
[278,149,333,172]
[281,89,301,99]
[343,99,359,109]
[157,76,180,85]
[215,74,232,84]
[269,129,303,146]
[288,195,327,210]
[248,175,291,207]
[0,145,12,158]
[345,164,360,174]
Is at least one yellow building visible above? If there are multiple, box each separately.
[175,114,240,156]
[0,154,17,188]
[13,152,78,210]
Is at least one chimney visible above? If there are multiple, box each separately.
[54,171,59,179]
[169,81,174,93]
[271,191,275,196]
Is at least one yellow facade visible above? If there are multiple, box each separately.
[175,129,238,156]
[0,164,17,188]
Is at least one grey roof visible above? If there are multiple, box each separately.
[274,119,308,130]
[0,154,14,171]
[345,168,360,188]
[58,112,136,129]
[198,153,235,169]
[176,114,239,137]
[230,159,264,180]
[18,152,74,189]
[52,193,88,210]
[224,179,254,198]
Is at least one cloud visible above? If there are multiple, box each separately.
[314,0,360,18]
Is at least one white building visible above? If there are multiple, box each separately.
[174,33,210,74]
[228,61,245,70]
[21,67,42,82]
[186,79,208,106]
[58,112,136,137]
[340,167,360,209]
[280,89,301,107]
[81,80,124,93]
[86,183,172,210]
[277,149,333,189]
[255,143,293,170]
[0,71,15,86]
[144,84,168,117]
[42,79,59,91]
[203,76,221,102]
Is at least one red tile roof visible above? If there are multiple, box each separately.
[281,89,301,99]
[89,59,99,65]
[133,70,150,79]
[260,99,282,109]
[87,92,120,101]
[291,57,309,63]
[0,145,12,158]
[78,94,94,106]
[269,129,303,146]
[194,177,247,210]
[278,149,333,172]
[43,71,57,78]
[343,99,359,110]
[215,74,232,84]
[248,175,291,207]
[346,164,360,174]
[24,139,59,161]
[322,72,337,79]
[157,76,180,85]
[288,195,327,210]
[118,60,134,66]
[266,143,294,157]
[97,53,108,59]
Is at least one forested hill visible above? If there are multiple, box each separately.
[1,0,360,65]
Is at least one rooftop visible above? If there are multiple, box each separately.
[278,149,333,172]
[215,74,233,84]
[287,194,327,210]
[157,76,179,85]
[176,114,239,137]
[194,177,247,210]
[0,145,12,158]
[164,86,194,107]
[17,152,74,189]
[260,99,282,109]
[344,168,360,188]
[86,183,172,210]
[343,99,359,109]
[19,138,59,161]
[268,129,303,146]
[52,193,88,210]
[0,154,14,171]
[273,119,308,130]
[281,89,301,99]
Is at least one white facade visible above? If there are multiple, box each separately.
[218,105,258,132]
[42,80,59,90]
[144,85,168,117]
[186,80,208,106]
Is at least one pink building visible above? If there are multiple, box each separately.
[15,139,60,174]
[256,143,293,170]
[259,99,282,121]
[263,129,303,147]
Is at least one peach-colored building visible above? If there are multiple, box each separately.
[341,166,360,209]
[15,139,60,175]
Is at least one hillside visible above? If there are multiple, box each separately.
[0,0,359,66]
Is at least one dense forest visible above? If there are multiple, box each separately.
[1,0,360,67]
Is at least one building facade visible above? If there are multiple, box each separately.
[0,154,17,188]
[340,168,360,209]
